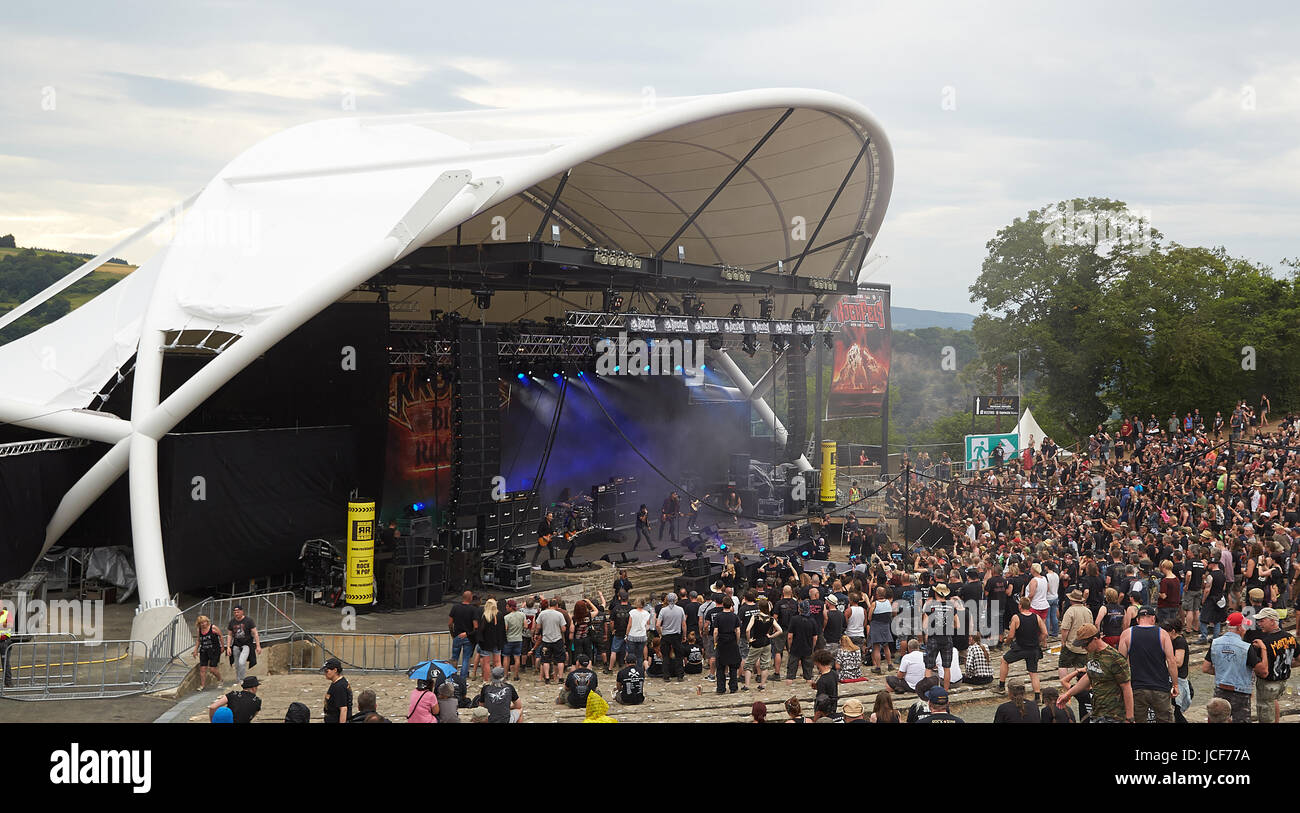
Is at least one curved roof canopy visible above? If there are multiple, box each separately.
[0,88,893,428]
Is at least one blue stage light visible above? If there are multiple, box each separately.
[614,365,620,372]
[719,542,728,552]
[517,373,526,381]
[643,365,650,372]
[800,549,809,557]
[674,365,682,373]
[412,502,426,512]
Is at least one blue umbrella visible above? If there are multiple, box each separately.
[407,659,455,681]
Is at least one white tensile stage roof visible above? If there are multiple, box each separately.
[0,89,894,638]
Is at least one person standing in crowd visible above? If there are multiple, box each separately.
[224,605,261,685]
[1202,611,1257,723]
[810,648,839,718]
[321,657,352,724]
[625,597,652,672]
[785,599,819,684]
[503,599,526,681]
[1244,607,1294,723]
[192,614,223,690]
[534,598,567,685]
[207,675,261,723]
[1058,588,1094,689]
[712,595,742,694]
[1058,623,1134,723]
[476,598,507,685]
[998,597,1048,701]
[448,590,479,681]
[1117,605,1178,723]
[868,587,895,674]
[742,598,781,691]
[656,593,686,682]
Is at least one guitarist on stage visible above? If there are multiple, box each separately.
[659,492,680,543]
[532,510,557,566]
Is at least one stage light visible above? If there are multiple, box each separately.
[603,290,624,313]
[758,546,767,554]
[551,224,561,243]
[682,293,703,317]
[801,336,814,354]
[800,549,809,558]
[614,365,621,372]
[643,365,650,372]
[729,304,743,319]
[719,542,728,552]
[823,333,835,349]
[772,335,789,353]
[759,298,774,320]
[655,297,671,315]
[708,334,723,350]
[674,365,683,373]
[677,245,686,262]
[809,278,836,291]
[411,502,426,512]
[577,370,585,378]
[741,334,758,357]
[810,303,830,322]
[791,307,808,321]
[473,288,494,310]
[517,373,526,381]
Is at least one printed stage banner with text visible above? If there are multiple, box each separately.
[382,367,453,521]
[827,288,891,419]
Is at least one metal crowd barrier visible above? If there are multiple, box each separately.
[182,591,298,644]
[1,639,151,700]
[287,631,453,673]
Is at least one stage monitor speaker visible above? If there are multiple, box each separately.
[757,497,784,519]
[658,547,683,561]
[673,574,713,595]
[600,552,639,565]
[564,556,591,569]
[683,556,711,577]
[541,559,567,571]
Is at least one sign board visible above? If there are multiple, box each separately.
[974,395,1020,416]
[964,433,1019,471]
[826,288,891,419]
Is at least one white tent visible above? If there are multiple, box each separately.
[0,89,894,642]
[1017,408,1046,452]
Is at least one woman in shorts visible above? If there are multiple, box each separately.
[191,615,223,689]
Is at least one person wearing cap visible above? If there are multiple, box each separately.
[1243,606,1295,723]
[559,654,598,709]
[842,697,866,723]
[321,657,352,723]
[1057,588,1095,689]
[921,583,959,691]
[1057,623,1134,723]
[224,605,261,684]
[475,665,522,723]
[912,685,963,723]
[1117,606,1178,723]
[1200,611,1257,723]
[207,675,262,723]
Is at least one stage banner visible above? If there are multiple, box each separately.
[381,367,454,522]
[826,288,891,419]
[965,433,1019,471]
[346,501,375,605]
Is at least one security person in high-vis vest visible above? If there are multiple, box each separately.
[0,604,13,687]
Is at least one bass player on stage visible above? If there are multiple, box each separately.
[532,510,557,566]
[659,492,680,543]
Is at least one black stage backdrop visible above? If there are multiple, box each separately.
[158,427,361,591]
[0,302,388,588]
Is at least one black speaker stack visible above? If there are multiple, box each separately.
[382,559,445,609]
[590,476,638,529]
[481,490,540,552]
[729,453,750,485]
[784,349,807,461]
[450,324,501,517]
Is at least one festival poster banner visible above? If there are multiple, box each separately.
[826,288,891,419]
[381,367,454,522]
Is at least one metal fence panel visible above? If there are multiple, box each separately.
[1,639,149,700]
[288,631,452,673]
[183,591,298,644]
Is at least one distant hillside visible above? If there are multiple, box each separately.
[891,306,975,331]
[0,241,136,344]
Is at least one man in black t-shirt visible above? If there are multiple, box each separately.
[912,686,964,723]
[810,649,839,719]
[1183,551,1206,632]
[560,655,598,709]
[615,662,646,705]
[321,657,352,723]
[448,591,479,681]
[476,666,522,723]
[1244,608,1295,723]
[225,606,261,684]
[208,675,262,723]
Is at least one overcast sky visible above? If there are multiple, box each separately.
[2,0,1297,313]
